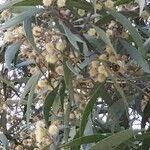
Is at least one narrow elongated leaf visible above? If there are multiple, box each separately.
[120,39,150,73]
[26,83,36,123]
[12,6,36,13]
[61,22,88,54]
[60,134,109,148]
[14,0,42,6]
[21,71,42,101]
[0,132,9,150]
[16,59,34,68]
[43,85,59,126]
[80,83,106,136]
[91,129,138,150]
[59,80,66,109]
[107,100,125,126]
[0,0,23,11]
[23,18,41,53]
[93,25,116,54]
[66,0,92,10]
[66,61,80,76]
[108,9,145,56]
[129,75,150,81]
[0,8,44,30]
[5,42,21,70]
[115,0,132,6]
[63,58,73,90]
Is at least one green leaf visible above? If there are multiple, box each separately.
[43,85,59,126]
[5,42,21,70]
[63,58,73,90]
[23,18,41,53]
[21,71,42,102]
[60,134,109,149]
[66,61,80,76]
[84,34,105,52]
[107,100,125,125]
[92,25,116,55]
[61,22,88,54]
[51,94,60,121]
[0,0,23,12]
[0,132,9,150]
[26,72,42,123]
[0,7,44,30]
[59,80,66,109]
[115,0,132,6]
[11,6,36,13]
[14,0,43,6]
[129,75,150,81]
[120,39,150,73]
[66,0,92,10]
[91,129,138,150]
[79,83,105,136]
[107,9,145,56]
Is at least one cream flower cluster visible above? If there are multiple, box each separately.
[43,0,66,7]
[4,26,24,43]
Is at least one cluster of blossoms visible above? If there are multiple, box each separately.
[89,46,144,83]
[43,0,66,7]
[4,26,24,43]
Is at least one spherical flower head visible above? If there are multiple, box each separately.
[55,40,66,51]
[48,124,59,136]
[37,80,47,89]
[57,0,66,8]
[91,60,99,68]
[36,120,45,128]
[1,9,11,20]
[35,121,46,143]
[98,65,108,77]
[89,68,97,77]
[95,3,102,11]
[15,145,24,150]
[4,31,14,42]
[108,55,117,63]
[78,9,85,16]
[32,26,42,37]
[88,28,96,36]
[97,73,107,83]
[45,42,55,53]
[43,0,53,6]
[106,29,113,36]
[104,0,114,8]
[46,54,58,64]
[99,54,107,61]
[15,26,24,38]
[35,127,46,143]
[55,65,64,75]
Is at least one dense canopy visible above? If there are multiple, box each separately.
[0,0,150,149]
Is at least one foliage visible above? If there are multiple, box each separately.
[0,0,150,149]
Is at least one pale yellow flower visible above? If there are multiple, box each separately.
[46,54,58,64]
[48,124,59,136]
[55,40,66,51]
[88,28,96,36]
[4,31,14,42]
[43,0,53,6]
[104,0,114,8]
[78,9,85,16]
[95,3,102,11]
[57,0,66,7]
[97,73,107,82]
[55,65,64,75]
